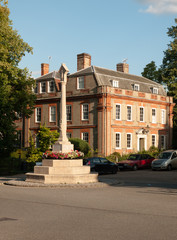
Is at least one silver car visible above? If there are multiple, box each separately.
[151,150,177,171]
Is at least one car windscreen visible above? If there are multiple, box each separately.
[100,159,109,163]
[158,152,172,160]
[127,155,140,160]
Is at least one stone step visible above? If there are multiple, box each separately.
[42,159,83,167]
[34,165,90,175]
[26,173,98,184]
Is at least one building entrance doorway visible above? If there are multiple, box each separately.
[139,138,145,151]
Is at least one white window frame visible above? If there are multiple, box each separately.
[35,107,41,123]
[140,107,144,122]
[40,82,46,93]
[77,76,84,89]
[82,132,89,142]
[134,84,139,91]
[48,80,55,93]
[152,108,156,123]
[49,106,56,122]
[152,87,158,94]
[115,132,121,149]
[161,109,166,124]
[152,134,156,147]
[66,105,72,121]
[82,104,89,120]
[160,135,166,149]
[116,104,121,120]
[112,80,119,88]
[127,133,132,149]
[127,105,132,121]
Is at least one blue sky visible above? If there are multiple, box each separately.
[8,0,177,78]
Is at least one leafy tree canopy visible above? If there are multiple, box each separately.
[0,0,36,155]
[141,19,177,138]
[161,18,177,98]
[141,61,162,84]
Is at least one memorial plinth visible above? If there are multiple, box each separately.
[26,159,98,184]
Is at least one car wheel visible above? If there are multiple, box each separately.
[132,165,138,171]
[167,164,172,171]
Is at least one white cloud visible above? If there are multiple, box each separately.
[136,0,177,14]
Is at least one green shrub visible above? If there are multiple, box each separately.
[38,125,59,153]
[26,125,59,163]
[107,152,130,162]
[69,138,91,156]
[10,149,27,160]
[106,152,121,162]
[0,156,34,175]
[107,147,161,163]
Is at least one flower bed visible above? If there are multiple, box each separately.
[43,150,84,160]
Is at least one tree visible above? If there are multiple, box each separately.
[141,19,177,146]
[0,1,36,155]
[161,19,177,98]
[161,19,177,130]
[26,125,59,163]
[141,61,162,83]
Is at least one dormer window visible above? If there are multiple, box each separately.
[133,84,139,91]
[111,80,119,88]
[40,82,46,93]
[48,80,55,92]
[77,76,84,89]
[151,87,158,94]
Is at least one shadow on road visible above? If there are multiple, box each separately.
[98,169,177,191]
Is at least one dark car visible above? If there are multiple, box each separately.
[83,157,118,174]
[117,154,155,171]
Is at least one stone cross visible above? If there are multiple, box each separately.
[52,64,74,153]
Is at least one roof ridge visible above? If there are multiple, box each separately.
[35,71,56,80]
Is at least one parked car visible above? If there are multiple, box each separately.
[83,157,118,174]
[117,154,155,171]
[151,150,177,171]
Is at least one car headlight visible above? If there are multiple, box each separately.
[161,161,167,167]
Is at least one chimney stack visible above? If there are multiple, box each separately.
[41,63,49,76]
[77,53,91,71]
[116,63,129,74]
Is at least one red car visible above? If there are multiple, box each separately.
[117,154,155,171]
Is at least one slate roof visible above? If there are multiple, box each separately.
[69,66,166,96]
[35,71,60,81]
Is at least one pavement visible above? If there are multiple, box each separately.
[0,173,121,188]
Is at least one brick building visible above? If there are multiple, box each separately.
[15,53,174,156]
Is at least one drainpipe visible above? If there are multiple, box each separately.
[104,93,106,156]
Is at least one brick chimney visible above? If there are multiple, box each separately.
[116,63,129,74]
[41,63,49,76]
[77,53,91,71]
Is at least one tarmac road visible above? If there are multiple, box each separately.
[1,169,177,240]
